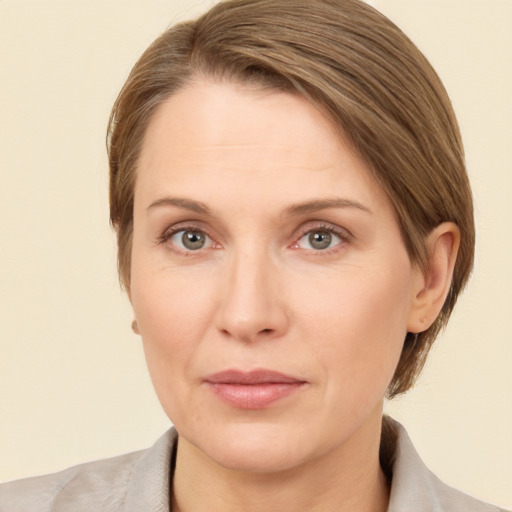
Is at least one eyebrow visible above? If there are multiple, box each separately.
[283,198,372,216]
[146,197,211,215]
[145,196,372,217]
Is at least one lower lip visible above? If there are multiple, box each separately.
[206,382,305,409]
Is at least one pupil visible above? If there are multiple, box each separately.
[182,231,205,250]
[309,231,331,250]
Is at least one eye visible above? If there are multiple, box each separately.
[169,229,213,251]
[296,228,343,251]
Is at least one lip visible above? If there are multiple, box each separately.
[203,369,307,409]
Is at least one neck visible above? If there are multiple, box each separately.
[172,407,389,512]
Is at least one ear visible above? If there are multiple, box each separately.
[407,222,460,333]
[131,319,140,335]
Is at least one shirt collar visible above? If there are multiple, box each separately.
[122,418,499,512]
[122,428,177,512]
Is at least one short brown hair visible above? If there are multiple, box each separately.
[107,0,474,397]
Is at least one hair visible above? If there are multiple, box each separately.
[107,0,474,397]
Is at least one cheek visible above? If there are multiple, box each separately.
[129,255,218,399]
[295,264,411,403]
[131,251,215,342]
[130,275,213,427]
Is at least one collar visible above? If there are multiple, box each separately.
[122,419,501,512]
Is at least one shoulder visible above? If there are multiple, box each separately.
[0,450,143,512]
[0,428,177,512]
[385,417,509,512]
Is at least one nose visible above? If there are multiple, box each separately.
[214,246,289,343]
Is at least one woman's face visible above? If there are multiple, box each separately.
[130,80,423,472]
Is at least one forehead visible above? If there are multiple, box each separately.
[135,80,386,213]
[140,81,342,163]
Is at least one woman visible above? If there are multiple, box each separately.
[1,0,508,510]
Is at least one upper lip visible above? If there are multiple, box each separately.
[204,369,305,385]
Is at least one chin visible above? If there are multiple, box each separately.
[184,421,316,474]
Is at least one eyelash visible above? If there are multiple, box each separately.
[156,223,217,255]
[292,223,351,254]
[156,222,351,255]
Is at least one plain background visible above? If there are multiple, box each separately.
[0,0,511,508]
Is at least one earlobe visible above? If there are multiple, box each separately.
[131,319,140,335]
[407,222,460,333]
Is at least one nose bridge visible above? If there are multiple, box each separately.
[215,240,287,342]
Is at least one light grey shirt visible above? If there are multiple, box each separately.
[0,419,507,511]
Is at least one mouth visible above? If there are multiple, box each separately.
[203,369,307,409]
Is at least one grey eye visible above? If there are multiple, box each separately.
[308,231,332,250]
[296,229,342,251]
[182,231,206,250]
[170,230,210,251]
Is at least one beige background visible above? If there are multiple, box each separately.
[0,0,511,508]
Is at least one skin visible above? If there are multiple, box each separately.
[129,80,459,512]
